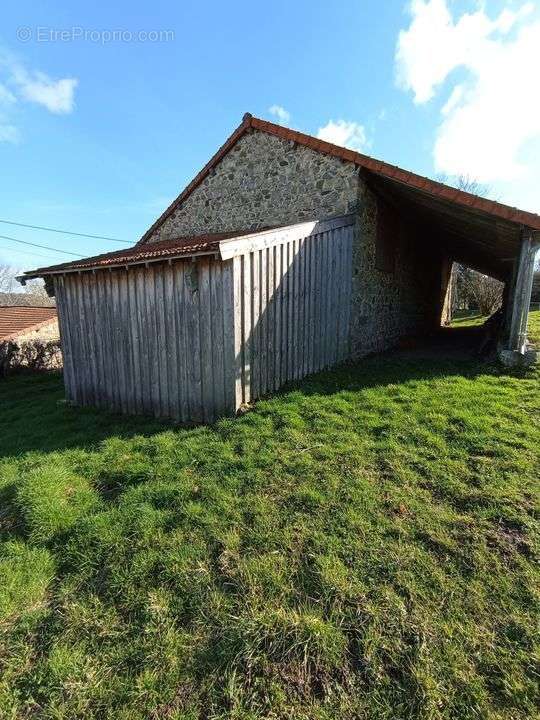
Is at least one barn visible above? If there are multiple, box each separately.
[21,113,540,422]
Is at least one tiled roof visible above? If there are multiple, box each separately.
[21,231,246,277]
[22,112,540,280]
[138,113,540,245]
[0,306,57,341]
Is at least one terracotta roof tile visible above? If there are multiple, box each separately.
[22,230,250,277]
[23,112,540,280]
[133,113,540,247]
[0,306,57,341]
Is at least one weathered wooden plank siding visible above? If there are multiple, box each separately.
[54,217,354,423]
[55,258,236,423]
[232,221,354,405]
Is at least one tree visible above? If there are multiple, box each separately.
[0,264,54,306]
[0,265,18,299]
[455,266,503,316]
[436,175,503,321]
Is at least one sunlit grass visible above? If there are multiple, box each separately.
[528,308,540,348]
[0,348,539,719]
[450,312,487,328]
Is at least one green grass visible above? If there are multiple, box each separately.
[450,313,488,328]
[528,308,540,348]
[1,328,539,719]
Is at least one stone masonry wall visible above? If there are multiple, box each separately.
[145,129,360,241]
[16,318,59,343]
[349,185,441,358]
[145,128,440,358]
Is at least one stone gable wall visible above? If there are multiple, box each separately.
[145,129,360,241]
[145,129,440,358]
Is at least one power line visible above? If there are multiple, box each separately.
[0,245,64,262]
[0,234,85,257]
[0,218,131,243]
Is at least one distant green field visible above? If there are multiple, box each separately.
[450,309,540,348]
[528,308,540,347]
[1,327,539,719]
[450,313,487,328]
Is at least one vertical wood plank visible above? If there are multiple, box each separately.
[198,260,214,423]
[273,244,282,392]
[54,277,75,403]
[307,237,316,376]
[120,271,136,415]
[135,267,150,415]
[222,259,238,414]
[259,247,267,396]
[89,273,106,408]
[112,271,128,413]
[75,274,93,406]
[286,240,294,383]
[242,253,252,404]
[127,268,142,414]
[144,267,160,416]
[251,251,260,400]
[326,230,338,368]
[210,261,226,417]
[321,231,331,370]
[266,246,275,394]
[163,263,179,420]
[153,268,169,417]
[173,262,187,422]
[342,225,353,360]
[298,237,307,379]
[231,256,244,410]
[185,263,203,423]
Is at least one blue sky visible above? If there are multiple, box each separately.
[1,0,539,271]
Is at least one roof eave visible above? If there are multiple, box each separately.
[136,112,540,245]
[19,248,221,280]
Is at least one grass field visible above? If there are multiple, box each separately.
[1,314,539,719]
[449,312,488,328]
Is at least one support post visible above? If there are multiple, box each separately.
[440,256,454,326]
[507,229,538,352]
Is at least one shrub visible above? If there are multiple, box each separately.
[0,338,62,376]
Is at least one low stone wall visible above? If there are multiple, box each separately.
[0,338,62,376]
[15,318,60,343]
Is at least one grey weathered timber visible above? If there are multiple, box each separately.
[507,229,540,352]
[52,215,355,423]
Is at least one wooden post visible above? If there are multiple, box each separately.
[507,229,539,352]
[440,256,454,326]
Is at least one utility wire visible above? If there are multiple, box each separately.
[0,245,64,262]
[0,234,85,257]
[0,218,130,243]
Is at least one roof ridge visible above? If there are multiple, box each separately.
[136,112,540,245]
[0,304,55,309]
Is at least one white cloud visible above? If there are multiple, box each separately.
[0,49,78,142]
[0,83,16,106]
[12,68,78,114]
[317,119,370,152]
[0,119,19,143]
[269,104,291,124]
[395,0,540,207]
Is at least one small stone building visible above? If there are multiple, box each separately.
[0,305,58,343]
[21,114,540,421]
